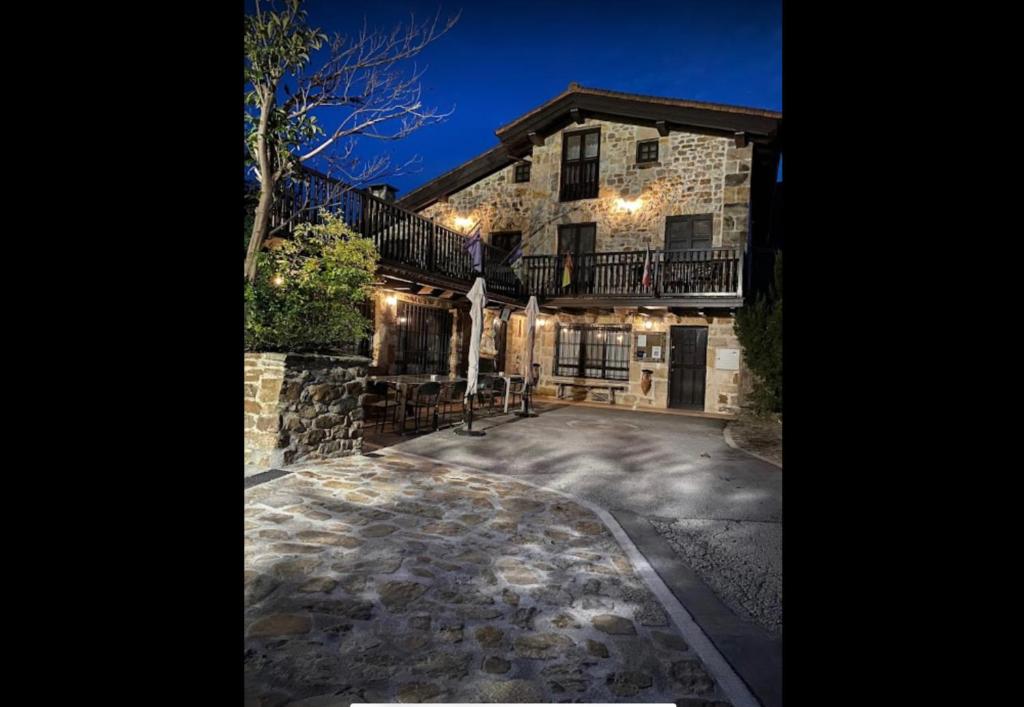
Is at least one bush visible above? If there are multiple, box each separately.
[735,252,782,414]
[244,211,379,353]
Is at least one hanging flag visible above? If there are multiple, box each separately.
[561,250,574,288]
[508,243,525,282]
[641,246,652,289]
[464,223,483,273]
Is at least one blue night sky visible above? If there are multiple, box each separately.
[276,0,782,194]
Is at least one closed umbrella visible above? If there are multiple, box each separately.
[456,276,487,436]
[515,296,540,417]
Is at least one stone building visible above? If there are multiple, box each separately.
[251,84,782,442]
[382,84,783,414]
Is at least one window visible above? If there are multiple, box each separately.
[555,325,630,380]
[560,128,600,201]
[665,214,714,251]
[636,139,659,164]
[513,162,531,183]
[557,223,596,256]
[490,231,521,254]
[395,301,452,375]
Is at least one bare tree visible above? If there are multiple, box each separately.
[244,0,459,281]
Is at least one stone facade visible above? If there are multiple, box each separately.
[511,310,741,414]
[410,117,752,415]
[244,353,370,474]
[420,118,753,255]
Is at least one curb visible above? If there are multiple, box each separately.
[374,446,764,707]
[723,424,783,469]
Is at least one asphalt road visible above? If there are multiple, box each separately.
[388,403,782,636]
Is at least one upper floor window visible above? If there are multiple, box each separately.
[514,162,531,183]
[665,214,714,251]
[490,231,521,254]
[636,139,659,164]
[560,128,600,201]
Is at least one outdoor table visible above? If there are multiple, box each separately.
[367,374,466,434]
[496,374,524,413]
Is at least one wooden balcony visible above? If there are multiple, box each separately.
[269,167,523,302]
[267,167,744,310]
[520,248,744,308]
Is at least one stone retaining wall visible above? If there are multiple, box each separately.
[245,353,371,474]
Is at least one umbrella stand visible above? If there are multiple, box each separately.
[514,381,538,418]
[454,393,486,436]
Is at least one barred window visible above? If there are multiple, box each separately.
[555,325,630,380]
[514,162,531,183]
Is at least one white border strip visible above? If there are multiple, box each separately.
[374,447,762,707]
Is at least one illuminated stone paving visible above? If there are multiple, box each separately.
[244,451,731,706]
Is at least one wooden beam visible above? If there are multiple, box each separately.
[440,290,456,299]
[569,107,584,124]
[528,131,545,147]
[417,286,436,296]
[437,194,449,204]
[734,131,749,148]
[656,120,669,137]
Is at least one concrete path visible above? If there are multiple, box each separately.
[244,453,746,706]
[388,403,782,705]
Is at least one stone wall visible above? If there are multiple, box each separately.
[244,353,370,474]
[420,118,753,255]
[506,310,742,415]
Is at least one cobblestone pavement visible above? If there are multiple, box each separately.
[244,452,733,706]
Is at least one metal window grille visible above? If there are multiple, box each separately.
[395,301,452,374]
[555,325,631,380]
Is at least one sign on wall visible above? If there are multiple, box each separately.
[715,348,740,370]
[635,332,666,361]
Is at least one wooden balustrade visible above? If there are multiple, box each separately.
[521,247,742,299]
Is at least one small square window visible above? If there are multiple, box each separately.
[514,162,531,183]
[636,139,659,164]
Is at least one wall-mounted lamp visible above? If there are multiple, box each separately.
[615,197,644,214]
[385,294,398,308]
[536,317,547,328]
[454,216,475,230]
[644,319,653,330]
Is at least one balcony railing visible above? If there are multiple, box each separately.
[268,167,522,299]
[521,247,743,300]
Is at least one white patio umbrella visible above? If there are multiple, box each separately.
[521,295,539,380]
[465,276,487,397]
[515,295,540,417]
[456,277,488,436]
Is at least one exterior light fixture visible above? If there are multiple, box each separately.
[454,216,474,230]
[385,294,398,307]
[644,319,653,330]
[615,198,644,214]
[272,274,285,287]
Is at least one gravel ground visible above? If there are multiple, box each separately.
[650,518,782,636]
[726,412,782,467]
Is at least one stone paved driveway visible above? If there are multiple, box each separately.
[244,452,733,706]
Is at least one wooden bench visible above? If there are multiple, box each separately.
[556,381,628,404]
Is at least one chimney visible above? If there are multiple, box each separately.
[368,184,398,202]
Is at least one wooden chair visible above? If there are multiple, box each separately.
[404,382,441,433]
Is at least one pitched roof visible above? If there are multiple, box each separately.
[398,83,782,212]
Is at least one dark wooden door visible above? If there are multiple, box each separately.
[669,326,707,409]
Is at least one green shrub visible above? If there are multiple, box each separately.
[244,211,379,353]
[735,252,782,414]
